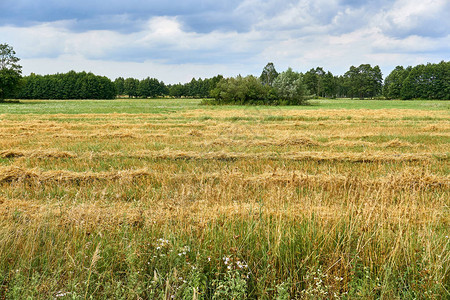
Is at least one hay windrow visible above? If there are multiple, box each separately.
[1,196,446,228]
[0,148,446,162]
[0,149,77,158]
[98,150,445,162]
[1,166,448,191]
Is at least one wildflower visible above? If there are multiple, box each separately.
[55,291,71,298]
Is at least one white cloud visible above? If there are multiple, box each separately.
[375,0,450,37]
[1,0,448,83]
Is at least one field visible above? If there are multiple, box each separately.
[0,99,449,299]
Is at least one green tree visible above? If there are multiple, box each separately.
[17,71,115,99]
[138,77,167,98]
[303,67,326,97]
[211,75,271,105]
[0,43,22,101]
[114,77,125,96]
[383,66,409,99]
[344,64,383,99]
[322,71,336,98]
[124,78,139,98]
[260,62,279,86]
[400,62,450,100]
[272,68,308,105]
[169,83,186,97]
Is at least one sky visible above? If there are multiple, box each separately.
[1,0,449,84]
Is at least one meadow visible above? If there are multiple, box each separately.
[0,99,449,299]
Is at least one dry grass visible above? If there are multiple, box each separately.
[0,105,448,298]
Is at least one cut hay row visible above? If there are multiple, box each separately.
[0,149,77,158]
[0,196,446,229]
[1,148,446,161]
[2,108,447,121]
[1,166,447,190]
[1,120,448,131]
[1,130,445,142]
[0,126,448,142]
[198,137,425,148]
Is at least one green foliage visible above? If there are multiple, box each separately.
[383,61,450,100]
[344,64,383,99]
[123,77,139,98]
[259,62,279,86]
[168,75,223,98]
[400,61,450,100]
[137,77,167,98]
[212,270,248,299]
[18,71,116,99]
[383,66,409,99]
[210,75,274,105]
[303,67,325,97]
[114,77,125,95]
[272,67,308,105]
[0,43,22,101]
[210,68,308,106]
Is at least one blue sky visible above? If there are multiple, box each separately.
[1,0,449,83]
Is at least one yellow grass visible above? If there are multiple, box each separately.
[0,105,448,298]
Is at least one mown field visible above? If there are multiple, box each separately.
[0,99,449,299]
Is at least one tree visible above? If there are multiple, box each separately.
[303,67,326,97]
[17,71,116,99]
[399,62,450,100]
[0,43,22,101]
[137,77,167,98]
[124,78,139,98]
[211,75,273,105]
[272,68,308,105]
[260,63,279,86]
[344,64,383,99]
[383,66,409,99]
[114,77,125,96]
[322,71,336,98]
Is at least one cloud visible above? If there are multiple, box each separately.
[0,0,242,32]
[375,0,450,38]
[0,0,448,83]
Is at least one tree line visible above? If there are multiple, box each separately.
[113,75,224,99]
[1,43,449,103]
[383,61,449,100]
[18,71,116,99]
[208,63,383,104]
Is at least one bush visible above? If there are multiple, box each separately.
[210,69,309,106]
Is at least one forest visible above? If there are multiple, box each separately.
[12,61,448,102]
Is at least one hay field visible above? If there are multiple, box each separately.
[0,99,449,299]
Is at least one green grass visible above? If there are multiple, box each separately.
[0,98,448,115]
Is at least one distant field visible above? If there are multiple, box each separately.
[1,98,449,114]
[0,99,448,299]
